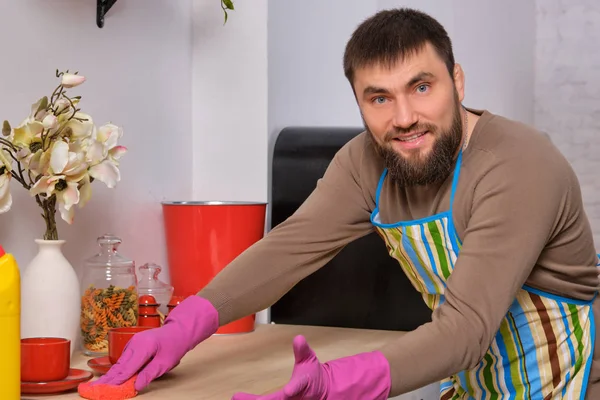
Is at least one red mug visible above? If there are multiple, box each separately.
[21,337,70,382]
[108,326,154,364]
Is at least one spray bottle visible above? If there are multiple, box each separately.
[0,244,21,399]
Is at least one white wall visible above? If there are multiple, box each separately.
[534,0,600,245]
[450,0,535,125]
[191,0,268,203]
[0,1,193,281]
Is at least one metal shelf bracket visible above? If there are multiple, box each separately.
[97,0,117,28]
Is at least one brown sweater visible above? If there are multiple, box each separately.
[198,109,600,397]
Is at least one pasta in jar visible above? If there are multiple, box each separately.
[80,285,138,353]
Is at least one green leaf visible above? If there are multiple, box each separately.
[222,0,234,10]
[36,96,49,114]
[2,120,10,136]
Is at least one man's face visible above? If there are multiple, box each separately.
[353,43,466,186]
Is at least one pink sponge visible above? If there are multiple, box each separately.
[78,375,138,400]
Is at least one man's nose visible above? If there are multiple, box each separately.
[391,99,418,130]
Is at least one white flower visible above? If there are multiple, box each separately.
[85,123,126,188]
[86,123,121,162]
[78,174,92,209]
[61,73,86,88]
[29,140,88,224]
[69,113,94,139]
[48,140,88,178]
[12,118,43,149]
[12,118,44,172]
[29,96,50,122]
[42,114,58,130]
[89,160,121,189]
[0,149,12,213]
[25,148,51,177]
[54,98,71,114]
[108,145,127,165]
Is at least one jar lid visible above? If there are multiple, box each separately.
[137,263,174,296]
[84,234,134,268]
[168,295,185,307]
[139,294,159,306]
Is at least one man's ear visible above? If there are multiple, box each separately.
[453,64,465,102]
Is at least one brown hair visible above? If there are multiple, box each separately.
[343,8,455,87]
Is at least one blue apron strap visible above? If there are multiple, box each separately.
[449,149,463,211]
[375,168,388,208]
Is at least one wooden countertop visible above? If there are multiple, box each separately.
[23,323,405,399]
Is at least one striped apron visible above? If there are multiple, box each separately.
[370,149,597,399]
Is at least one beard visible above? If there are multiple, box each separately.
[366,97,463,187]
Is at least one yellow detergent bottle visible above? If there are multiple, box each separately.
[0,244,21,399]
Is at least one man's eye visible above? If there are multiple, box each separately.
[417,84,429,93]
[372,96,386,104]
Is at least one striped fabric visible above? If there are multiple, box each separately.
[373,212,595,399]
[375,218,460,310]
[370,149,595,399]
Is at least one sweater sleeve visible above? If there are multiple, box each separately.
[379,150,577,396]
[197,138,375,325]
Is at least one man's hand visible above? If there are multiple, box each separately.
[232,335,328,400]
[89,295,219,392]
[96,323,187,391]
[231,335,391,400]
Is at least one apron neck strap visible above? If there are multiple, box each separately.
[449,148,463,211]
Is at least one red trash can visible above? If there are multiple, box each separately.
[161,201,267,334]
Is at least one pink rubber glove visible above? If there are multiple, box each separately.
[231,335,391,400]
[90,295,219,392]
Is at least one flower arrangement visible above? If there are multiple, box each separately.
[0,70,126,240]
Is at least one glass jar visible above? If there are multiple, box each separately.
[79,234,138,357]
[137,262,173,315]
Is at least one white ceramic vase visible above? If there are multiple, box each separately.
[20,239,81,358]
